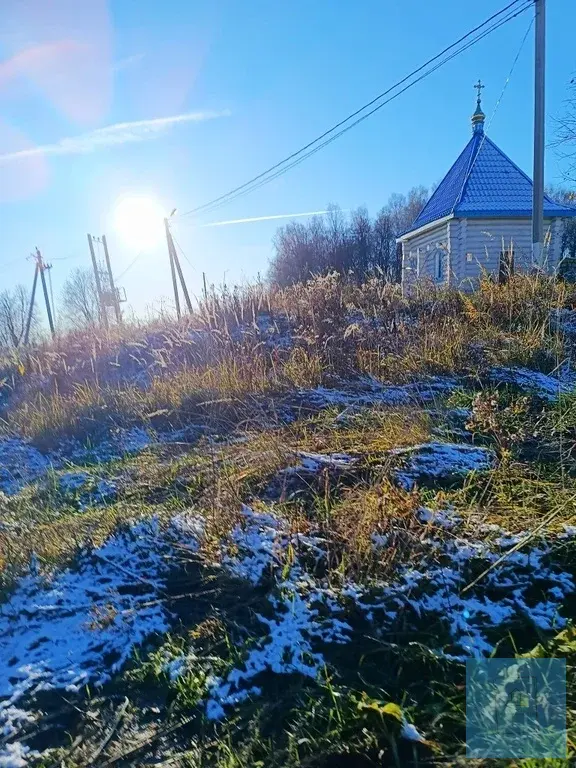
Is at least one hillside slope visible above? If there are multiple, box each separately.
[1,274,576,767]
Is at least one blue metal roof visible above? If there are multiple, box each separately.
[408,130,576,233]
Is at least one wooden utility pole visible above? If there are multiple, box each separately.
[102,235,122,324]
[164,218,193,318]
[532,0,546,268]
[33,248,55,339]
[87,233,108,329]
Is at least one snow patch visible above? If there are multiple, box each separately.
[490,366,576,400]
[0,439,51,495]
[223,505,324,585]
[301,376,458,410]
[296,451,357,471]
[206,506,351,718]
[0,514,204,743]
[346,525,574,659]
[0,742,38,767]
[418,506,461,529]
[391,442,494,490]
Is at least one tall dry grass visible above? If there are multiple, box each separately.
[1,272,573,447]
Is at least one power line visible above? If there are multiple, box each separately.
[176,0,531,220]
[451,17,534,214]
[194,5,533,221]
[194,2,533,219]
[171,232,196,273]
[114,251,144,282]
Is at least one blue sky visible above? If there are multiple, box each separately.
[1,0,575,318]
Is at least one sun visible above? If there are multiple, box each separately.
[113,196,165,249]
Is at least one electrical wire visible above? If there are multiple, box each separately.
[450,16,535,214]
[171,232,196,273]
[114,251,144,282]
[3,257,24,270]
[175,0,531,221]
[194,2,533,220]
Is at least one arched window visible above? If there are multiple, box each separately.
[433,249,444,281]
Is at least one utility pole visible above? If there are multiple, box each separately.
[171,241,193,314]
[87,233,108,329]
[532,0,546,269]
[23,261,39,346]
[101,235,122,325]
[34,248,55,339]
[164,218,193,318]
[164,218,181,319]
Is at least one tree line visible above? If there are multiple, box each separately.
[269,187,428,287]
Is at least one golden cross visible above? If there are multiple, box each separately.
[474,79,485,102]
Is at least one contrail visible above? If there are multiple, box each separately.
[0,110,230,163]
[200,210,332,228]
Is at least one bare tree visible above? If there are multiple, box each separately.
[372,209,396,280]
[269,188,429,286]
[349,207,372,277]
[60,268,100,329]
[548,186,576,279]
[0,285,33,349]
[556,79,576,183]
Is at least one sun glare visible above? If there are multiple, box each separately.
[114,196,165,249]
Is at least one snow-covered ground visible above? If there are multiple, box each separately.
[391,442,495,490]
[0,515,204,759]
[490,365,576,400]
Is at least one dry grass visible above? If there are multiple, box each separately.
[2,273,572,450]
[288,406,432,455]
[328,480,421,578]
[447,459,576,534]
[1,272,573,447]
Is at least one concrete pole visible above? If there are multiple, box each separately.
[36,249,55,339]
[23,263,39,345]
[532,0,546,269]
[101,235,122,324]
[87,234,108,329]
[164,219,181,319]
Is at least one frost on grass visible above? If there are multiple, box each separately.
[300,376,458,410]
[391,442,495,490]
[58,471,117,510]
[0,439,51,495]
[347,508,575,659]
[0,514,204,745]
[223,505,325,585]
[207,507,351,718]
[267,451,357,501]
[58,426,153,465]
[296,451,357,471]
[0,428,155,498]
[490,366,576,400]
[0,741,38,767]
[401,720,426,743]
[550,308,576,336]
